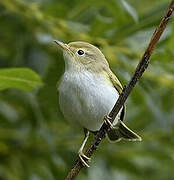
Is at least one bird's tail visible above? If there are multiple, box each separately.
[107,119,142,142]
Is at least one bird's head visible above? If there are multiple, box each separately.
[54,40,109,73]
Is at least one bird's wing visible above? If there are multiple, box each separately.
[107,68,126,121]
[107,69,123,94]
[106,69,142,142]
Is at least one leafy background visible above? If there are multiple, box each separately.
[0,0,174,179]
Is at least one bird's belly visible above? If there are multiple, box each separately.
[58,72,121,131]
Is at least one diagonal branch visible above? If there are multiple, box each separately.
[65,1,174,179]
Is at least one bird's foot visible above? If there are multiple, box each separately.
[78,151,91,168]
[104,115,114,129]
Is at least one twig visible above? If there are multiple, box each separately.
[65,1,174,179]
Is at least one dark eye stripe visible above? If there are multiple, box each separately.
[77,50,84,55]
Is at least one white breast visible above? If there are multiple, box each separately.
[58,70,121,131]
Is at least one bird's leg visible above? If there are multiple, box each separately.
[104,115,114,129]
[78,129,90,167]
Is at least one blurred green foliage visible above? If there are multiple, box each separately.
[0,68,42,91]
[0,0,174,179]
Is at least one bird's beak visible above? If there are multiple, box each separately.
[53,40,68,51]
[54,40,74,56]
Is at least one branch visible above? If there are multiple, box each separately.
[65,1,174,179]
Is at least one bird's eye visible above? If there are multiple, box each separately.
[77,49,84,56]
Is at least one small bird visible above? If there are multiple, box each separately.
[54,40,141,167]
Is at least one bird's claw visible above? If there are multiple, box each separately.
[78,151,91,168]
[104,115,114,129]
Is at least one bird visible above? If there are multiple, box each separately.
[54,40,142,167]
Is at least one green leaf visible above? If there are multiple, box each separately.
[0,68,43,91]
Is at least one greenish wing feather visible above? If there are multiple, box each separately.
[107,69,126,121]
[107,120,142,142]
[107,69,123,94]
[106,69,142,142]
